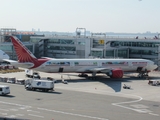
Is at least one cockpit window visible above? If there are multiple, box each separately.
[3,53,6,55]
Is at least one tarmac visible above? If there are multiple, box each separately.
[0,70,160,120]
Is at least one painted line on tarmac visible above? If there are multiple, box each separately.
[0,112,7,115]
[0,100,108,120]
[16,114,24,116]
[27,109,40,113]
[112,94,145,113]
[0,101,31,108]
[28,114,44,118]
[4,115,16,118]
[112,94,160,116]
[38,107,108,120]
[0,108,9,111]
[149,113,159,116]
[10,109,19,111]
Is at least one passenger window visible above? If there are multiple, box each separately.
[0,88,2,91]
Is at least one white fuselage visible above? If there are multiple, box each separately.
[19,58,157,73]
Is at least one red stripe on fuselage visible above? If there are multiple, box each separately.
[30,58,49,69]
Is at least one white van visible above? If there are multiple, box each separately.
[0,85,10,95]
[7,77,16,84]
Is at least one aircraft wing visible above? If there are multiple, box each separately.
[85,67,111,73]
[3,59,18,64]
[82,67,124,78]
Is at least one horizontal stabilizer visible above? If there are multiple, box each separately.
[3,59,18,64]
[2,59,34,68]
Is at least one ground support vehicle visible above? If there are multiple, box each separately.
[7,77,16,83]
[25,79,54,92]
[148,80,160,86]
[16,79,25,85]
[123,84,131,89]
[25,69,41,79]
[0,85,10,95]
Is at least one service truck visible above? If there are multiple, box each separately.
[25,79,54,92]
[0,85,10,95]
[148,80,160,86]
[25,69,41,79]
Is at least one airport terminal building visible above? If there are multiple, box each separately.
[0,28,160,69]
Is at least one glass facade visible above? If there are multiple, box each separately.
[0,45,12,51]
[91,51,103,57]
[118,49,128,58]
[36,38,78,58]
[110,41,159,47]
[25,45,33,52]
[105,49,128,58]
[30,37,42,43]
[130,49,158,55]
[47,46,76,51]
[78,42,85,45]
[48,39,74,44]
[105,50,114,58]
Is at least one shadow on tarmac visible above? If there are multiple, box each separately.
[56,73,160,92]
[0,94,15,98]
[26,89,62,94]
[0,117,29,120]
[55,76,126,92]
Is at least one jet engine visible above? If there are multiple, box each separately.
[107,69,123,78]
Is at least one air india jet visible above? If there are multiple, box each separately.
[3,36,157,79]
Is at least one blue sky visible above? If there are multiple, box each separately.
[0,0,160,33]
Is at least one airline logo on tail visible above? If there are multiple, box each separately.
[10,36,49,68]
[10,36,37,62]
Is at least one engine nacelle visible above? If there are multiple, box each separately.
[108,69,123,78]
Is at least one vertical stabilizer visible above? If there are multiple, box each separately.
[10,36,37,63]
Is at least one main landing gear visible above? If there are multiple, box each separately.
[90,72,97,80]
[78,73,97,80]
[60,75,68,84]
[137,70,149,78]
[78,73,88,77]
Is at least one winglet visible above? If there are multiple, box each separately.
[10,36,37,63]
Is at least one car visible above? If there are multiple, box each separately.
[16,79,25,85]
[148,80,160,86]
[123,84,131,89]
[33,72,41,79]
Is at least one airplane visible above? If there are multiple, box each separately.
[3,36,158,79]
[0,50,9,62]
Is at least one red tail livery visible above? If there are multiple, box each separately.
[10,36,49,68]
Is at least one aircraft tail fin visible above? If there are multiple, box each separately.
[10,36,37,63]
